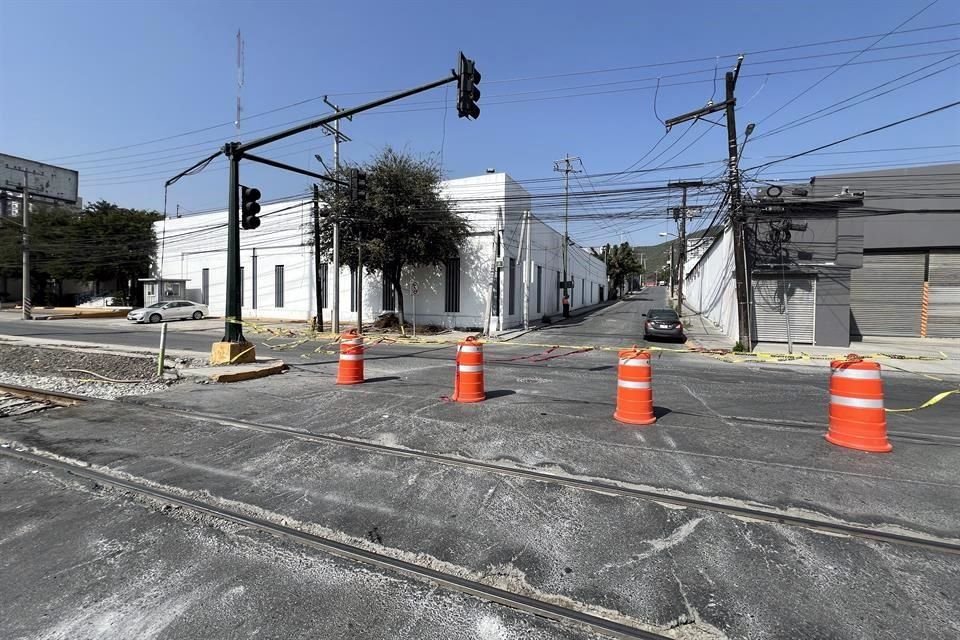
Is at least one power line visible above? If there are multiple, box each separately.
[755,0,942,125]
[744,100,960,173]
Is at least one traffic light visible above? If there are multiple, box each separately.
[456,52,481,119]
[240,185,261,229]
[349,169,367,204]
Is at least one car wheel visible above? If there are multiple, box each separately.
[192,311,203,320]
[149,313,162,323]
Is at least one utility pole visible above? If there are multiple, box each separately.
[323,96,352,333]
[665,55,751,346]
[356,230,363,333]
[312,184,323,332]
[553,154,580,316]
[669,180,703,316]
[21,170,31,320]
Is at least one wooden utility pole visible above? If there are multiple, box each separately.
[312,184,323,331]
[669,180,703,316]
[21,170,31,320]
[665,55,751,345]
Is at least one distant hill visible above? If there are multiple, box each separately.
[632,226,722,276]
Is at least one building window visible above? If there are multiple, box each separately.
[445,256,460,313]
[274,265,285,308]
[508,257,516,315]
[147,283,156,296]
[350,266,357,312]
[240,267,244,306]
[536,265,542,314]
[251,255,258,309]
[492,265,500,316]
[201,268,210,305]
[556,271,560,311]
[581,278,585,305]
[318,263,328,309]
[382,275,396,311]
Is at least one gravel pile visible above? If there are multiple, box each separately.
[0,344,183,399]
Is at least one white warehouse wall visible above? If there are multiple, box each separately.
[683,224,739,342]
[155,172,605,332]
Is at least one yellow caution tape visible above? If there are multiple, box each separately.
[886,389,959,413]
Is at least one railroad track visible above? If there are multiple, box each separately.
[2,383,956,554]
[0,383,87,417]
[1,445,669,640]
[131,401,960,556]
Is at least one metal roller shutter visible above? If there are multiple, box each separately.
[753,275,816,343]
[928,250,960,338]
[849,253,924,338]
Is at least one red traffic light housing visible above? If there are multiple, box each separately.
[456,53,481,119]
[241,185,261,230]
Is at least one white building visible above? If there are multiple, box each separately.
[154,172,607,333]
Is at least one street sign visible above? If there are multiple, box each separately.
[558,280,575,289]
[1,153,78,204]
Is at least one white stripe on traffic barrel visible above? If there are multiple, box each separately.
[340,354,363,361]
[619,358,651,367]
[618,380,651,389]
[830,395,884,409]
[458,364,483,372]
[831,368,881,380]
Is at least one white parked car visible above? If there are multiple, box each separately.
[127,300,209,323]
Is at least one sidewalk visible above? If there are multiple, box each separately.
[679,302,959,378]
[680,305,736,351]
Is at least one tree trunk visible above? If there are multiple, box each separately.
[389,264,405,326]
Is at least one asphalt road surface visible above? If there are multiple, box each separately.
[509,287,676,348]
[0,287,675,356]
[3,289,960,639]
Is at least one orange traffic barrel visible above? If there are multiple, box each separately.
[614,347,656,425]
[336,329,365,385]
[826,358,891,452]
[452,336,485,403]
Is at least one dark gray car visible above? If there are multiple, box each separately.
[643,308,685,342]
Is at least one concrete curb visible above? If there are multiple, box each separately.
[183,360,288,383]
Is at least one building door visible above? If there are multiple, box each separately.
[927,250,960,338]
[752,275,816,343]
[201,268,209,305]
[849,252,924,338]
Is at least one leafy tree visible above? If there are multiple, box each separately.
[593,242,642,297]
[0,200,161,305]
[316,147,469,325]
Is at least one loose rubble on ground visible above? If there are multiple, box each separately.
[0,344,203,399]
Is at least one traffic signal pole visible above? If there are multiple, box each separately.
[209,56,477,361]
[224,143,243,344]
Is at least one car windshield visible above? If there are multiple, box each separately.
[147,303,166,308]
[648,310,678,321]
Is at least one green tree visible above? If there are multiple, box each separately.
[316,147,469,325]
[594,242,642,297]
[0,200,160,305]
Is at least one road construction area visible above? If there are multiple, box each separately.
[2,290,959,640]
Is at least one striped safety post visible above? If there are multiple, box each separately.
[335,329,365,385]
[826,358,892,452]
[613,347,656,425]
[452,336,485,403]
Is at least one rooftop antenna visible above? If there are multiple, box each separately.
[235,29,244,134]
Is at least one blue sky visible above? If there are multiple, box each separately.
[1,0,958,247]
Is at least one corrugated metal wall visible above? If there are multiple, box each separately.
[753,275,816,343]
[849,253,925,337]
[927,250,960,338]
